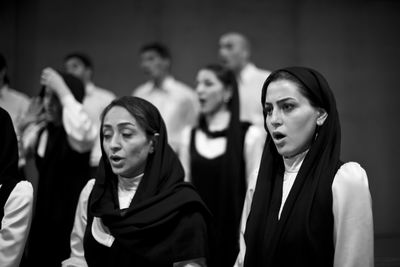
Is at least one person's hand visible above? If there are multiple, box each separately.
[40,67,70,99]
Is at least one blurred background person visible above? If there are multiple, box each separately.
[0,53,31,177]
[21,68,95,266]
[64,52,116,177]
[0,107,33,267]
[219,32,270,128]
[132,42,199,152]
[178,64,265,267]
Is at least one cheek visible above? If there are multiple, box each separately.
[289,115,317,145]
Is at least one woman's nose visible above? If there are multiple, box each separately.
[109,134,121,150]
[270,109,282,126]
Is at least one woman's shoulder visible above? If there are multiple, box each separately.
[244,124,267,144]
[333,162,369,191]
[12,180,34,198]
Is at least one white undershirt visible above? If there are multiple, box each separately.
[117,174,143,209]
[279,150,308,219]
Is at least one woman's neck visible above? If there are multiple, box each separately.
[204,107,230,132]
[118,173,143,191]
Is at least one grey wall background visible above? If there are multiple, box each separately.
[1,0,400,262]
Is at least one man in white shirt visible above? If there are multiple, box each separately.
[64,53,116,176]
[132,42,198,152]
[219,32,271,127]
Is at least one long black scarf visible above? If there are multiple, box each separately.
[244,67,341,266]
[90,96,210,265]
[0,107,19,186]
[0,107,21,224]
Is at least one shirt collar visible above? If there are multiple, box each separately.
[0,84,8,98]
[150,75,174,91]
[239,63,257,83]
[283,149,308,173]
[118,173,144,191]
[86,82,96,95]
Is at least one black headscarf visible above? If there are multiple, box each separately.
[89,96,210,264]
[244,67,341,266]
[0,107,19,185]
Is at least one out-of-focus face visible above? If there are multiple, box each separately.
[196,69,231,116]
[140,51,169,80]
[64,58,90,83]
[102,106,154,178]
[219,34,248,72]
[43,87,62,124]
[264,79,325,158]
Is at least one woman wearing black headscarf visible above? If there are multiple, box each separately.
[177,64,265,267]
[22,68,93,266]
[0,107,33,267]
[63,96,210,267]
[235,67,373,267]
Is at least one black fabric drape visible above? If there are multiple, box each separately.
[193,69,249,267]
[0,107,21,225]
[89,96,210,265]
[0,107,19,185]
[244,67,341,267]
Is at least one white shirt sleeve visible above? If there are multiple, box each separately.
[62,179,95,267]
[0,181,33,267]
[61,95,97,153]
[177,126,192,182]
[332,162,374,267]
[234,170,258,267]
[243,125,266,187]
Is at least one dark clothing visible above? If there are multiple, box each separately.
[244,67,342,267]
[190,123,250,267]
[27,125,90,266]
[0,107,21,226]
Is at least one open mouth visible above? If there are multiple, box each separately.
[272,132,286,141]
[110,155,123,164]
[198,98,207,106]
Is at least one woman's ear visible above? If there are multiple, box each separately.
[223,86,233,103]
[149,133,159,154]
[316,108,328,126]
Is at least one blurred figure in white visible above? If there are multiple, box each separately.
[64,52,116,176]
[219,32,270,127]
[132,42,199,152]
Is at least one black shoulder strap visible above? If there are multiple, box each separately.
[0,179,19,228]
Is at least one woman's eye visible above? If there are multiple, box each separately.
[282,103,294,112]
[103,133,112,140]
[264,106,272,116]
[122,132,133,138]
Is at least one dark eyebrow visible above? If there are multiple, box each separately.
[265,97,296,105]
[102,122,136,129]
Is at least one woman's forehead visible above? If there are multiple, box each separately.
[265,80,303,102]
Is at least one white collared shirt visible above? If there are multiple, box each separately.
[133,76,199,152]
[237,63,270,128]
[234,155,374,267]
[0,181,33,267]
